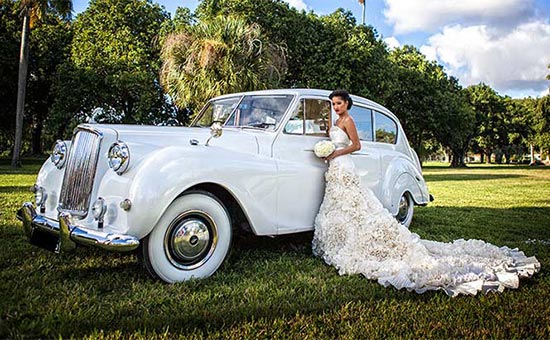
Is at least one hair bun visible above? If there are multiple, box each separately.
[329,89,353,109]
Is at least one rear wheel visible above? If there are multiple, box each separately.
[396,192,414,228]
[142,191,232,283]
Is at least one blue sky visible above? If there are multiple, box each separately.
[72,0,550,99]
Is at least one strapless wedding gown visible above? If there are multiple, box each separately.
[312,126,540,296]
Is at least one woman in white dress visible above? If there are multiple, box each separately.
[312,89,540,296]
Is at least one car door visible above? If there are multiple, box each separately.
[272,96,332,234]
[348,105,382,198]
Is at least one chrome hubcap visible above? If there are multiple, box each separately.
[165,211,218,270]
[397,195,409,222]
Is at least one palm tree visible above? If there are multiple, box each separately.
[160,15,286,111]
[12,0,72,167]
[358,0,366,25]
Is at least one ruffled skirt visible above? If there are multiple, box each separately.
[312,162,540,296]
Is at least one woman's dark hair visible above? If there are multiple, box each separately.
[329,89,353,109]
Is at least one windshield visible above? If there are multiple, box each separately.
[194,97,241,127]
[193,95,294,130]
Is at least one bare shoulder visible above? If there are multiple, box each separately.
[342,115,357,128]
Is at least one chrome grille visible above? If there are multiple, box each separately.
[59,128,103,218]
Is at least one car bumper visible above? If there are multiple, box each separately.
[16,202,140,253]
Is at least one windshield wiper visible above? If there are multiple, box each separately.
[245,122,275,129]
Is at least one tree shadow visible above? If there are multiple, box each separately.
[422,164,549,171]
[0,186,32,194]
[423,173,526,181]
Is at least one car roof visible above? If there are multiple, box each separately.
[211,88,395,119]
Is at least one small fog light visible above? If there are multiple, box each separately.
[34,186,47,213]
[92,197,107,228]
[120,199,132,211]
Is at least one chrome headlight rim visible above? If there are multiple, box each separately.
[108,141,130,175]
[92,197,107,221]
[34,186,47,206]
[50,140,68,169]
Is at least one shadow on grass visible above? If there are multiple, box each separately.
[424,173,526,182]
[0,186,32,193]
[422,164,549,171]
[3,205,549,338]
[0,157,47,175]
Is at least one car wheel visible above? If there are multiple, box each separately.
[142,191,232,283]
[395,192,414,228]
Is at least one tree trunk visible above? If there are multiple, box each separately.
[450,148,467,167]
[504,148,511,164]
[485,149,492,164]
[12,11,30,168]
[530,143,535,164]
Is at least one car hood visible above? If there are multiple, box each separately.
[84,124,261,155]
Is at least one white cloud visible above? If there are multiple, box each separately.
[384,0,535,34]
[421,21,550,96]
[383,36,400,50]
[284,0,308,11]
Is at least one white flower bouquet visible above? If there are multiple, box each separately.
[313,140,335,158]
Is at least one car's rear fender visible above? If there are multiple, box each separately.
[380,158,428,215]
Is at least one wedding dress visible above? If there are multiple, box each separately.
[312,126,540,296]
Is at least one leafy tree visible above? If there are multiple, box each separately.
[26,14,72,154]
[195,0,394,104]
[386,46,444,157]
[11,0,72,167]
[160,15,286,111]
[50,0,173,137]
[431,79,476,167]
[464,83,506,163]
[0,1,21,153]
[534,95,550,160]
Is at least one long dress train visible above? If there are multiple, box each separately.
[312,126,540,296]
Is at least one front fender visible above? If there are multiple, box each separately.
[98,145,278,239]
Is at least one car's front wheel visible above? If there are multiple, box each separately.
[142,191,232,283]
[396,192,414,228]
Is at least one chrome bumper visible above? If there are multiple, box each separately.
[16,202,140,253]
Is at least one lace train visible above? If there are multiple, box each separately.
[312,163,540,297]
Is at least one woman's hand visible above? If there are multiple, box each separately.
[325,149,340,161]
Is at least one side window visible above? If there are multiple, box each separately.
[349,106,373,141]
[284,98,331,136]
[374,111,397,144]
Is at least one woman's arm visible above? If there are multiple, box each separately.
[326,117,361,160]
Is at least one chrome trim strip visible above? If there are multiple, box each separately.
[17,202,139,253]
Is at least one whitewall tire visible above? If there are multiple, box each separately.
[396,192,414,228]
[142,191,232,283]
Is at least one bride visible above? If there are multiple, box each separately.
[312,89,540,296]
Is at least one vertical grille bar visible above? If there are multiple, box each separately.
[59,128,102,218]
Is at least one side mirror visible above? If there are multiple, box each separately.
[205,121,223,146]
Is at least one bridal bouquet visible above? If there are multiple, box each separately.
[314,140,335,158]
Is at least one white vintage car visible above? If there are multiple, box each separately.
[17,89,431,283]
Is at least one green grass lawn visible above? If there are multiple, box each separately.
[1,160,549,338]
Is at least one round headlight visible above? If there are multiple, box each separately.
[50,140,67,169]
[92,197,106,220]
[108,141,130,175]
